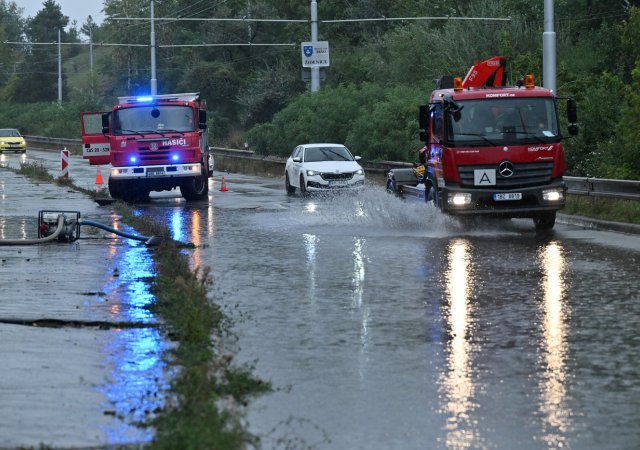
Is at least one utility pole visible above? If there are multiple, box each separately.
[150,0,158,95]
[89,26,93,75]
[543,0,556,93]
[310,0,319,92]
[58,29,62,103]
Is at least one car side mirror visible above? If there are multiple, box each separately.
[354,156,361,161]
[293,157,301,163]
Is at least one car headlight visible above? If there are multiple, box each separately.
[306,170,319,176]
[355,169,364,175]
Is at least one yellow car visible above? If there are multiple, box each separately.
[0,128,27,153]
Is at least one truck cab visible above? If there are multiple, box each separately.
[388,57,578,230]
[82,92,213,202]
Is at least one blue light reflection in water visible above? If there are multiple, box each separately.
[98,218,169,444]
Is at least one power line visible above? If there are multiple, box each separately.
[109,15,511,23]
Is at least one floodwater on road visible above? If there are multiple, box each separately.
[138,172,640,450]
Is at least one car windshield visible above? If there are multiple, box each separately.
[304,146,354,162]
[446,97,560,146]
[0,129,20,137]
[112,105,195,135]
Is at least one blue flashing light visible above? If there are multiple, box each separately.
[130,156,138,163]
[136,96,153,103]
[171,154,179,162]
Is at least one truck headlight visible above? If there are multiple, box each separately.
[543,189,563,201]
[448,192,472,206]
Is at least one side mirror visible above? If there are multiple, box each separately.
[418,104,429,130]
[354,155,362,161]
[101,112,110,134]
[199,110,207,130]
[293,157,302,163]
[567,98,578,135]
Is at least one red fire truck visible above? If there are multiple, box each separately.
[386,56,578,230]
[81,92,213,202]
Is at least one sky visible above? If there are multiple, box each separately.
[19,0,106,27]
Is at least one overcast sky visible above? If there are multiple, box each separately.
[19,0,106,27]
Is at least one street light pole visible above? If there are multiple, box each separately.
[543,0,556,93]
[310,0,319,92]
[58,29,62,103]
[150,0,158,95]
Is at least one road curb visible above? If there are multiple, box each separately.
[557,213,640,235]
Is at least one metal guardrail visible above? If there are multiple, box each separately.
[25,137,640,201]
[563,177,640,200]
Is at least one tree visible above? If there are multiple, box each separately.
[10,0,70,102]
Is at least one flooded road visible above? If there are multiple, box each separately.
[6,150,640,449]
[143,172,640,450]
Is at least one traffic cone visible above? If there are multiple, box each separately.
[95,166,104,188]
[219,176,228,192]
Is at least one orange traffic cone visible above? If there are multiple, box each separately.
[219,176,228,192]
[95,166,104,188]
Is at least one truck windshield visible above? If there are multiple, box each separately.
[446,97,559,146]
[112,105,195,135]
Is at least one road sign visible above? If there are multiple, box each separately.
[301,41,330,67]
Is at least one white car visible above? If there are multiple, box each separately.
[285,143,365,195]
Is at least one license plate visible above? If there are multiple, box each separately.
[493,192,522,201]
[146,168,165,177]
[329,180,347,186]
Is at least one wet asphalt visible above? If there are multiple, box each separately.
[0,156,164,448]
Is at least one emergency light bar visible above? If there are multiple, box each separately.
[118,92,200,104]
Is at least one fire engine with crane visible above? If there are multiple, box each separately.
[81,92,213,202]
[386,56,578,230]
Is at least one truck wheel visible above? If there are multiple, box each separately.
[425,182,441,208]
[109,179,149,203]
[108,178,126,201]
[180,165,209,201]
[286,173,296,195]
[533,211,556,230]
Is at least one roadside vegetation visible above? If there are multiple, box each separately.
[10,161,271,449]
[564,196,640,225]
[1,1,640,180]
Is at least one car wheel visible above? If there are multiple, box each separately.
[299,175,307,196]
[285,172,296,195]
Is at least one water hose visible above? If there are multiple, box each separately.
[79,219,162,246]
[0,215,66,246]
[0,214,161,247]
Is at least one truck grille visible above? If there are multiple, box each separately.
[458,162,553,188]
[320,172,355,181]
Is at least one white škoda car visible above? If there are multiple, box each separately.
[285,143,365,195]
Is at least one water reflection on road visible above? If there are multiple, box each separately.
[139,172,640,450]
[99,216,169,443]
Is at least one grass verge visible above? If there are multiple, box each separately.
[564,195,640,224]
[9,161,271,449]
